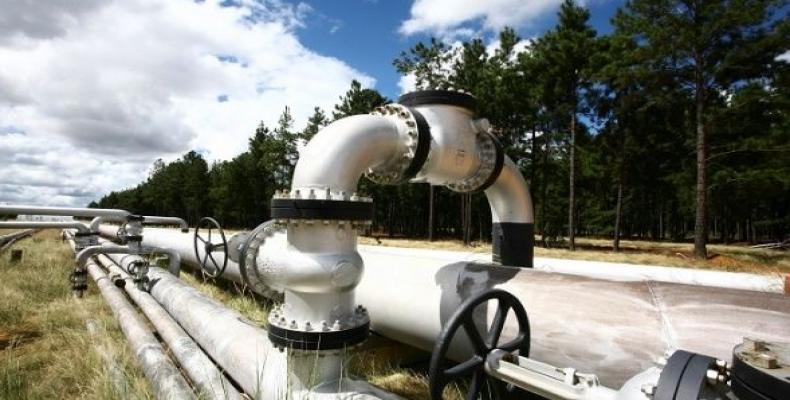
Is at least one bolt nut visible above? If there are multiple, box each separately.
[754,353,779,369]
[743,337,767,352]
[641,384,656,398]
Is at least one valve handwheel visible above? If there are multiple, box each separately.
[193,217,228,278]
[429,289,530,400]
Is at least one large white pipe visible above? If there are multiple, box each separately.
[83,259,196,399]
[355,246,790,387]
[96,254,243,400]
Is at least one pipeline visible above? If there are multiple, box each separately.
[0,221,90,233]
[107,226,790,387]
[96,253,242,400]
[0,229,34,252]
[82,258,196,399]
[101,250,401,400]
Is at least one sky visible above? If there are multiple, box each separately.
[0,0,625,208]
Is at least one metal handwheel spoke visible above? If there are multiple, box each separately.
[487,302,508,347]
[466,370,485,400]
[445,356,484,379]
[463,319,488,354]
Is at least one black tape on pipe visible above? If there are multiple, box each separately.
[492,222,533,268]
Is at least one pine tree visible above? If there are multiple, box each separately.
[531,0,599,250]
[614,0,787,258]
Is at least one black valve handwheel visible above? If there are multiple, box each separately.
[193,217,228,278]
[429,289,530,400]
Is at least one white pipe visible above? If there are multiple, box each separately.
[76,243,181,276]
[102,251,402,400]
[484,157,533,224]
[96,254,243,400]
[0,204,130,218]
[0,221,90,233]
[118,227,790,388]
[292,114,408,193]
[358,245,786,294]
[354,246,790,387]
[83,259,196,399]
[89,215,189,232]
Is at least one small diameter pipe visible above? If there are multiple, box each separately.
[103,251,403,400]
[0,221,90,233]
[90,216,190,233]
[76,243,181,276]
[101,251,283,398]
[0,229,34,252]
[95,253,242,400]
[0,204,130,219]
[83,259,196,400]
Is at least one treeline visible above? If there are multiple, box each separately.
[93,0,789,256]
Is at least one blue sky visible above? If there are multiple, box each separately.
[297,0,625,99]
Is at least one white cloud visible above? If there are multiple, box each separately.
[398,73,418,94]
[400,0,563,37]
[0,0,373,207]
[777,50,790,63]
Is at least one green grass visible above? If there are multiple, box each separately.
[0,231,153,400]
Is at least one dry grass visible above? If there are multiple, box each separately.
[360,235,790,275]
[0,230,153,400]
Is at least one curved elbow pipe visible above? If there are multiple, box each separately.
[0,221,91,233]
[484,157,535,267]
[292,114,413,193]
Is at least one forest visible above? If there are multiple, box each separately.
[92,0,790,259]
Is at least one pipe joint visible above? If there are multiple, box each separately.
[365,104,431,185]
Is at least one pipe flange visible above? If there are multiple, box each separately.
[446,131,504,193]
[240,221,284,299]
[365,104,431,184]
[271,189,374,222]
[398,89,478,114]
[267,304,370,350]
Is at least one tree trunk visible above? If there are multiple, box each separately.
[614,181,623,252]
[693,64,708,259]
[568,111,577,251]
[541,127,550,247]
[428,185,435,241]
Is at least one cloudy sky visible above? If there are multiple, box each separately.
[0,0,624,207]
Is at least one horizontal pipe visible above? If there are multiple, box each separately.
[95,253,242,400]
[76,243,181,276]
[119,227,790,388]
[0,221,90,233]
[90,216,190,232]
[354,246,790,387]
[0,229,34,248]
[103,251,401,400]
[82,258,196,399]
[1,204,130,219]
